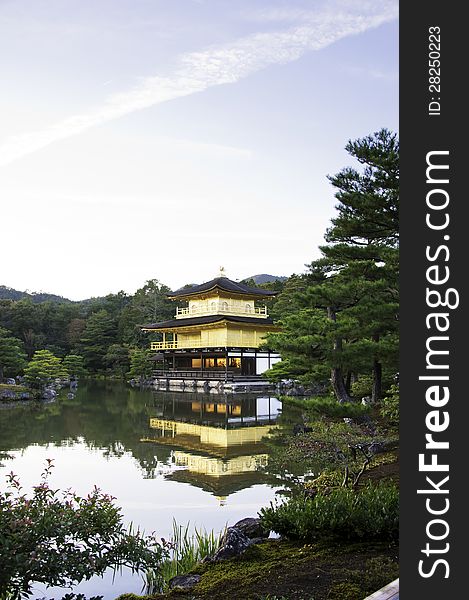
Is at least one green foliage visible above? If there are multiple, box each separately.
[23,350,68,390]
[259,482,399,542]
[266,130,399,403]
[0,299,83,359]
[0,461,167,599]
[145,520,223,595]
[0,328,27,381]
[0,284,171,376]
[128,349,154,381]
[380,384,399,426]
[118,280,174,346]
[79,310,117,373]
[350,375,373,399]
[103,344,130,378]
[285,396,370,419]
[263,416,384,494]
[62,354,87,379]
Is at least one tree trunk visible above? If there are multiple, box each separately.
[371,333,382,402]
[345,371,352,395]
[372,359,382,403]
[331,367,353,403]
[0,364,3,383]
[327,306,353,403]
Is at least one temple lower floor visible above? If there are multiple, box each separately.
[152,348,281,379]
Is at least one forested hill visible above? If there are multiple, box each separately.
[0,285,74,304]
[0,274,287,305]
[248,274,287,284]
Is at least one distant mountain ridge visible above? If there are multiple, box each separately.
[0,285,73,304]
[246,274,288,284]
[0,273,288,304]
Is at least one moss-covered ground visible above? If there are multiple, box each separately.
[116,536,398,600]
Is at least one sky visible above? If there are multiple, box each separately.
[0,0,398,300]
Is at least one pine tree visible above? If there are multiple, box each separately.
[118,280,174,346]
[0,328,27,381]
[62,354,87,379]
[79,310,117,372]
[267,130,399,402]
[128,349,154,385]
[104,344,130,378]
[320,128,399,401]
[23,350,68,390]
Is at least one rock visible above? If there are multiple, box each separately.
[293,423,312,435]
[168,574,201,590]
[233,517,269,539]
[285,385,305,396]
[42,388,57,400]
[366,440,398,454]
[210,527,252,561]
[5,378,16,385]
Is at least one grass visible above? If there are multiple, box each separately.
[144,520,225,594]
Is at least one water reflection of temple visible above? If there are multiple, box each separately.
[141,394,281,498]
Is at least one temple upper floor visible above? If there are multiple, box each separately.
[168,274,277,320]
[175,295,268,319]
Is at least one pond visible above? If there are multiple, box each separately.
[0,380,286,599]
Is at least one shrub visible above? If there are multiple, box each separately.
[259,482,398,542]
[284,396,370,419]
[380,384,399,426]
[350,375,373,399]
[0,461,167,599]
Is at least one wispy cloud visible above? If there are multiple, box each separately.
[344,65,398,82]
[0,1,397,167]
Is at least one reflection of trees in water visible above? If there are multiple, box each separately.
[0,383,286,484]
[0,381,166,478]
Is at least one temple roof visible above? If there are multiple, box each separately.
[168,276,278,299]
[143,314,276,330]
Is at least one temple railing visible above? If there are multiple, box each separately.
[175,305,268,319]
[152,369,235,380]
[150,340,262,350]
[151,341,179,350]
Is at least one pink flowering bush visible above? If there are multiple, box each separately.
[0,460,167,599]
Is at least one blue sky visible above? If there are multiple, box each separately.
[0,0,398,300]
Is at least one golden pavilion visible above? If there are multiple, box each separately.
[142,270,281,382]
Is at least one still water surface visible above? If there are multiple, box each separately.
[0,381,284,599]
